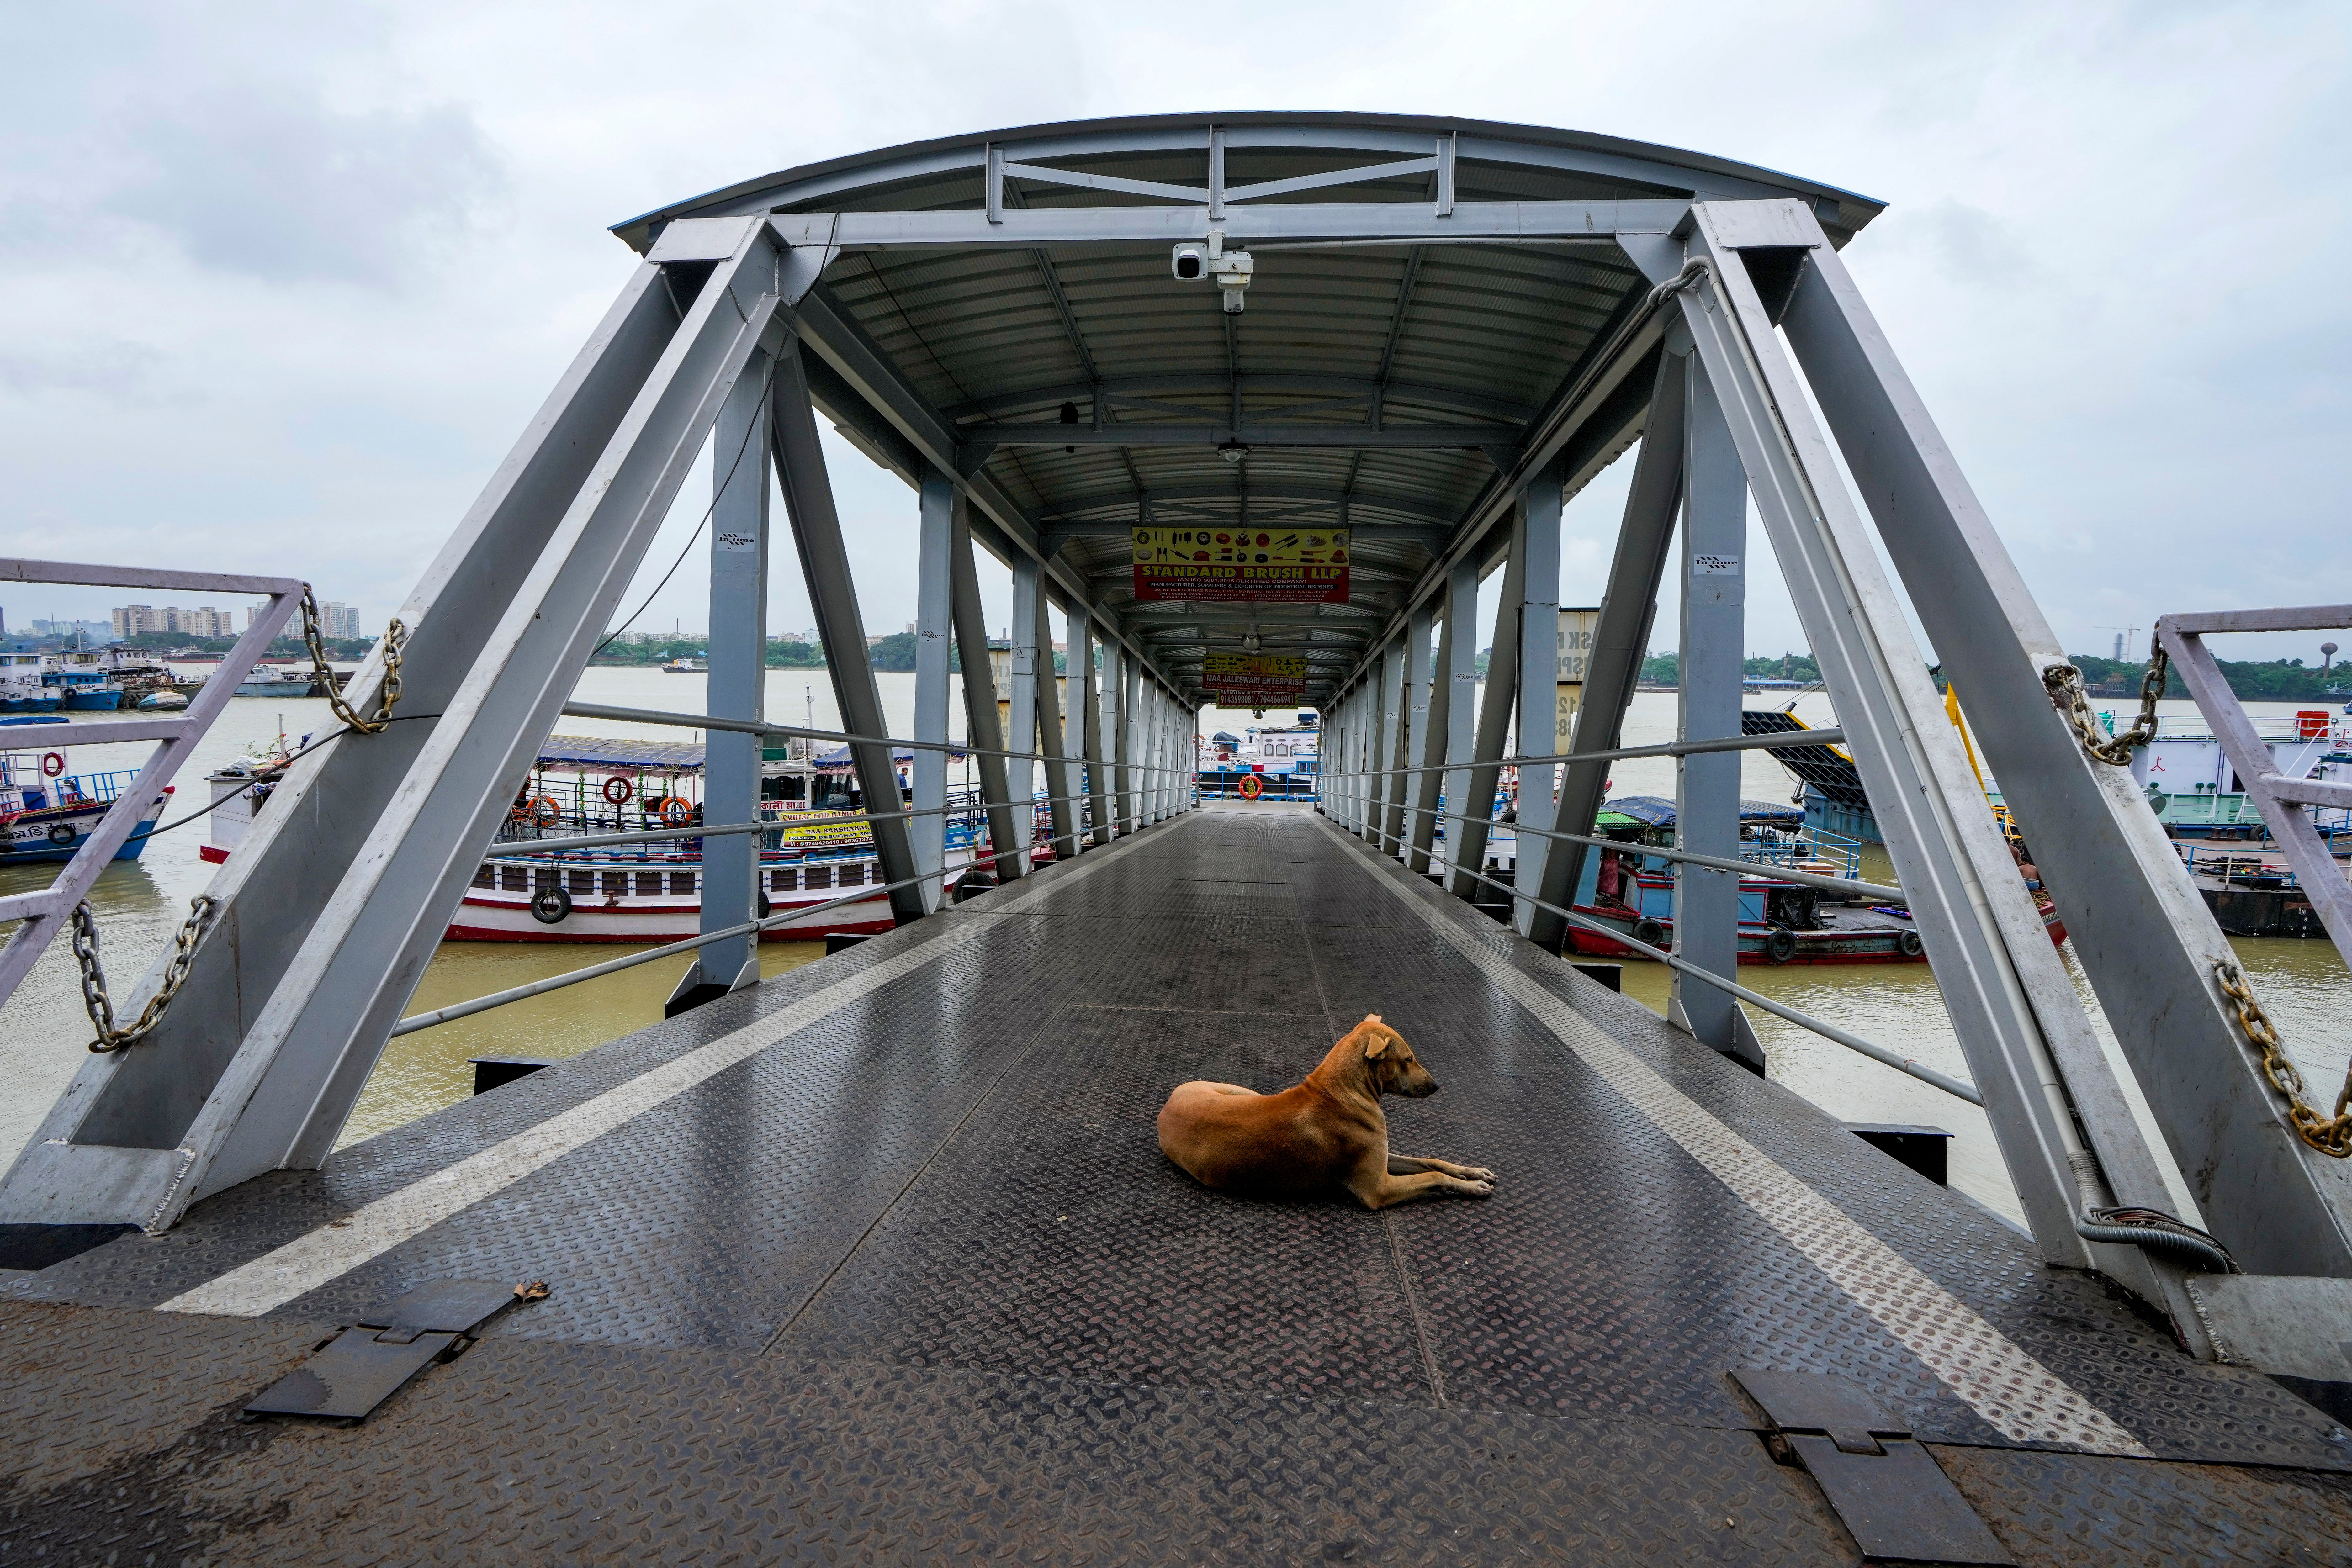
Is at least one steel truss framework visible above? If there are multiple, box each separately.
[5,116,2345,1362]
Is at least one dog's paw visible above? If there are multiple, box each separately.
[1458,1178,1496,1198]
[1458,1166,1497,1182]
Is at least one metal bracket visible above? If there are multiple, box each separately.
[1732,1369,2014,1565]
[245,1279,546,1423]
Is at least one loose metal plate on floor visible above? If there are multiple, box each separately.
[245,1279,546,1423]
[1733,1368,2014,1565]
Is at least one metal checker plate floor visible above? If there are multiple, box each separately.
[6,804,2350,1565]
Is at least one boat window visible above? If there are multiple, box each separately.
[471,866,495,890]
[566,869,595,895]
[806,864,833,890]
[601,872,627,898]
[501,866,528,892]
[533,867,557,891]
[668,871,696,897]
[635,871,664,897]
[769,867,797,892]
[840,863,866,886]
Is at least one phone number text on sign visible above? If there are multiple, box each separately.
[1132,527,1349,604]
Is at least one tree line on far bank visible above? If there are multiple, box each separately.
[589,634,1069,673]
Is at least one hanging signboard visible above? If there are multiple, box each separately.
[1132,526,1349,604]
[1554,607,1601,753]
[1203,651,1308,706]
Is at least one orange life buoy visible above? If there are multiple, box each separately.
[602,774,633,805]
[659,795,696,828]
[529,795,562,826]
[1237,773,1264,800]
[41,752,65,778]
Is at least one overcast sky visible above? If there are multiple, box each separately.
[2,1,2344,669]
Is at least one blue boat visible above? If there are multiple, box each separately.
[0,748,168,864]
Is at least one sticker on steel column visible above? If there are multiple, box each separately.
[1692,553,1741,576]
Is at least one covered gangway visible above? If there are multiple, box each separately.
[5,114,2351,1563]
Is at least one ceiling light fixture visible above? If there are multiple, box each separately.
[1217,439,1248,465]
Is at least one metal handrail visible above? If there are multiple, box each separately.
[1310,725,1847,781]
[1323,807,1980,1105]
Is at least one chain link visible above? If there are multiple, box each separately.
[71,896,218,1054]
[2215,959,2352,1158]
[299,586,406,734]
[2043,636,2169,766]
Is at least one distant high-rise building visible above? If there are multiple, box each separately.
[319,602,363,640]
[114,605,234,637]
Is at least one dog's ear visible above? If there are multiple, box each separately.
[1359,1025,1391,1059]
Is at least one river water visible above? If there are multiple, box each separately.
[3,680,2344,1232]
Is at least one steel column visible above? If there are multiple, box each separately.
[1407,593,1453,874]
[1447,529,1525,899]
[683,345,772,1003]
[1528,349,1682,953]
[911,467,954,910]
[1776,222,2352,1280]
[1385,614,1424,857]
[1671,357,1750,1056]
[950,494,1023,881]
[1117,654,1139,833]
[1074,606,1112,846]
[1007,555,1042,864]
[1036,592,1081,859]
[1435,562,1481,883]
[1372,642,1405,847]
[1511,460,1564,936]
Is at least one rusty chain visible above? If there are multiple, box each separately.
[300,585,406,734]
[2215,959,2352,1158]
[71,896,218,1054]
[2043,636,2169,766]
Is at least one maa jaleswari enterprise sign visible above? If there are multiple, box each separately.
[1132,526,1349,604]
[1203,652,1308,706]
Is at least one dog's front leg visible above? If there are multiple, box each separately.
[1388,1154,1498,1181]
[1348,1166,1494,1209]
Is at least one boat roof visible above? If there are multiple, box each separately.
[537,735,707,771]
[1604,795,1804,828]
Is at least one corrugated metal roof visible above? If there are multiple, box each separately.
[614,115,1884,705]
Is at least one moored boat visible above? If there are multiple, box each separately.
[1,746,168,864]
[205,733,989,942]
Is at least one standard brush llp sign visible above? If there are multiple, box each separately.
[1131,527,1350,604]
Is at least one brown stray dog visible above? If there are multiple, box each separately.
[1156,1015,1496,1210]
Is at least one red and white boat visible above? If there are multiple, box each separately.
[207,735,988,943]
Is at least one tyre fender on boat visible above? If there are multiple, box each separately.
[1765,927,1798,965]
[1632,918,1666,950]
[46,821,76,846]
[531,886,572,924]
[1898,928,1925,958]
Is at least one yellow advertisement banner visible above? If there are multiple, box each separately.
[766,810,874,848]
[1132,526,1349,604]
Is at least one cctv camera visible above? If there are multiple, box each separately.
[1172,242,1207,281]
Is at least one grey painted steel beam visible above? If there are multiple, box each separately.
[946,374,1539,426]
[1406,591,1452,876]
[1007,554,1043,867]
[1669,357,1748,1056]
[771,345,928,928]
[965,423,1521,449]
[950,493,1025,882]
[1511,460,1563,936]
[1649,206,2159,1282]
[1447,525,1526,899]
[912,468,954,908]
[1035,588,1082,859]
[770,201,1689,250]
[1769,210,2324,1293]
[1073,606,1111,847]
[1434,562,1480,884]
[688,344,773,998]
[1386,609,1427,856]
[1527,350,1680,953]
[2,218,797,1230]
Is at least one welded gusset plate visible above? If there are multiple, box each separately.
[244,1327,462,1421]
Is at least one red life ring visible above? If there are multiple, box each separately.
[659,795,696,828]
[41,752,65,778]
[602,774,634,805]
[1237,774,1264,800]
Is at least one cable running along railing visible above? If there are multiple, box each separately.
[1325,802,1980,1106]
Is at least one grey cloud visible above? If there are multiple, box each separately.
[103,87,505,288]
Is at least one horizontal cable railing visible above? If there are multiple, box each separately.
[1323,802,1978,1105]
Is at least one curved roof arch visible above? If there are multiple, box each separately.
[614,115,1885,704]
